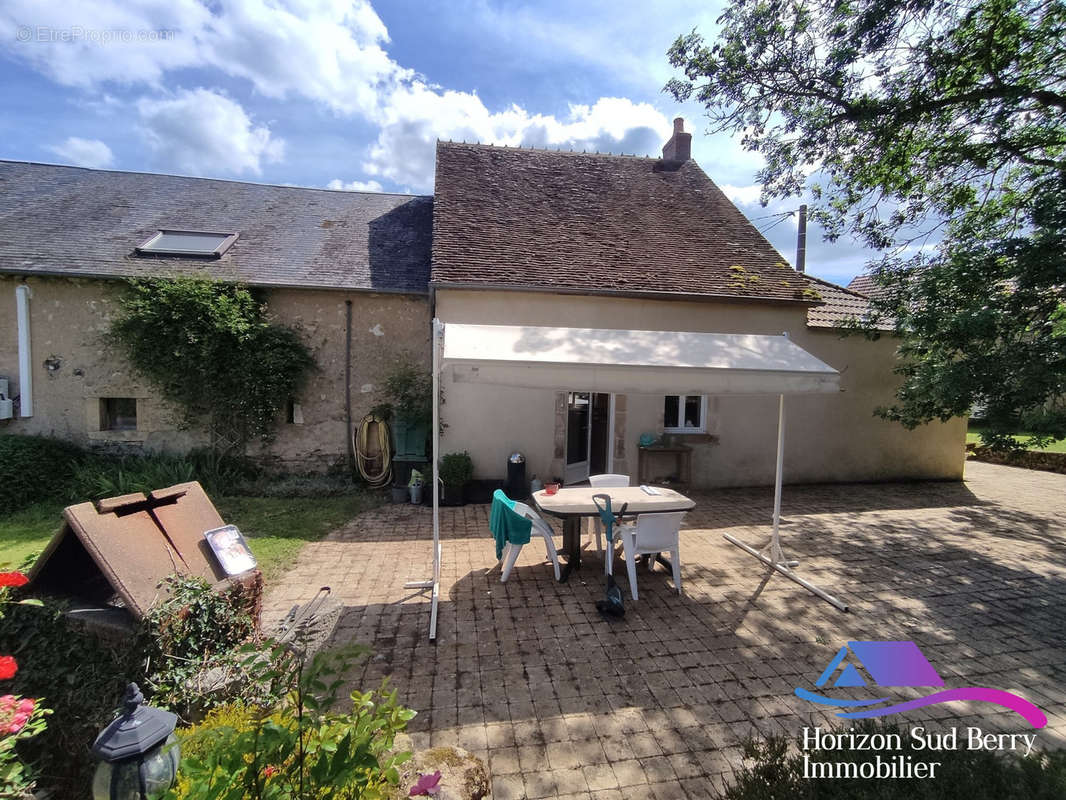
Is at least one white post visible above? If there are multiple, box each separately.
[404,318,443,641]
[430,319,442,640]
[770,393,785,564]
[15,285,32,418]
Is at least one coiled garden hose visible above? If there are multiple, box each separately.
[355,413,393,487]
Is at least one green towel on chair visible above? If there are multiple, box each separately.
[490,489,532,560]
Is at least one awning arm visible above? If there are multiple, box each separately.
[723,394,849,612]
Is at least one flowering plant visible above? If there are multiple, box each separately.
[0,694,50,795]
[409,770,442,796]
[169,642,414,799]
[0,572,51,797]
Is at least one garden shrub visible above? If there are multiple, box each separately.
[0,572,53,798]
[168,643,414,800]
[0,596,142,798]
[0,434,262,514]
[725,720,1066,799]
[141,575,261,722]
[68,449,258,501]
[0,435,83,513]
[69,453,197,501]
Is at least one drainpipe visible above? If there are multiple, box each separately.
[15,285,32,418]
[345,299,354,475]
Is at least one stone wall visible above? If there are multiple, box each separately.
[0,275,430,470]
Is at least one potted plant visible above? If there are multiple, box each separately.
[374,360,432,461]
[439,451,474,506]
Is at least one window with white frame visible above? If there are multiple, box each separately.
[663,395,707,433]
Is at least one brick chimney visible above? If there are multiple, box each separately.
[661,117,692,162]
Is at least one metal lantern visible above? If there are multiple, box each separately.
[91,683,180,800]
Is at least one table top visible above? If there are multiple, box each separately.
[532,486,695,518]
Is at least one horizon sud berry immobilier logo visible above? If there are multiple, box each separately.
[792,640,1048,780]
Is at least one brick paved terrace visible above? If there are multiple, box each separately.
[263,461,1066,799]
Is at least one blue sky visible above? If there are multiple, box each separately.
[0,0,872,285]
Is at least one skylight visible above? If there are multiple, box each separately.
[136,230,238,257]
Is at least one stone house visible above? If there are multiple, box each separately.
[0,120,965,486]
[0,164,432,470]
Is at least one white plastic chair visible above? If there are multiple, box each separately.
[587,473,630,554]
[499,500,561,582]
[613,511,686,600]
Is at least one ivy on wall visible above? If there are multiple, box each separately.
[111,278,316,456]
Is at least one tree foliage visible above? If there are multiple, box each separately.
[111,278,316,455]
[667,0,1066,449]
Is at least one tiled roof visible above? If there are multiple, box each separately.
[430,142,814,304]
[846,273,887,298]
[0,161,432,293]
[804,274,892,330]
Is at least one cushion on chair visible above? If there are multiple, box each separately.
[489,489,532,559]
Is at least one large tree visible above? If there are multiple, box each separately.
[667,0,1066,449]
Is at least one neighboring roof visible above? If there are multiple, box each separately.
[846,273,887,298]
[804,274,894,331]
[442,323,840,395]
[430,142,814,304]
[0,161,432,293]
[805,275,870,328]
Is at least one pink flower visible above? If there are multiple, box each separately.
[0,573,28,588]
[7,713,29,734]
[16,699,33,715]
[0,696,14,709]
[409,770,442,796]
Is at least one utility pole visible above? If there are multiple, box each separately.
[795,204,807,273]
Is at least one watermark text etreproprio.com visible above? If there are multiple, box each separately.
[15,25,177,44]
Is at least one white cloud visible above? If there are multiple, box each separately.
[721,183,764,206]
[326,177,383,192]
[5,1,689,197]
[48,136,114,168]
[137,88,284,175]
[1,0,407,117]
[3,0,676,192]
[364,91,672,191]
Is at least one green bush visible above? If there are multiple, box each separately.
[141,575,260,722]
[68,449,257,501]
[169,644,414,800]
[373,360,433,429]
[439,451,474,487]
[725,720,1066,799]
[0,596,143,798]
[0,435,83,513]
[0,435,263,512]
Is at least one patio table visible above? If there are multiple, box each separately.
[532,486,695,581]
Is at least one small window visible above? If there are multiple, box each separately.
[663,395,707,433]
[100,398,137,431]
[136,229,238,258]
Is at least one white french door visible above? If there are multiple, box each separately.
[564,391,591,485]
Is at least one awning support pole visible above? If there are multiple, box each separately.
[724,393,849,612]
[404,318,442,640]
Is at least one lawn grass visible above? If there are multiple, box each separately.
[0,490,384,580]
[967,424,1066,453]
[0,500,68,569]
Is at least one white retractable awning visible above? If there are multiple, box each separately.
[411,320,847,641]
[442,323,840,395]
